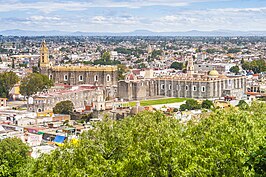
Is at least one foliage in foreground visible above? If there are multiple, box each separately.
[245,143,266,177]
[21,103,266,176]
[0,138,30,177]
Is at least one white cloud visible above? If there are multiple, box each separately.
[91,15,139,25]
[0,1,266,32]
[155,7,266,31]
[29,16,61,21]
[0,0,226,12]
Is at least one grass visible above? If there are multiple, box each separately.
[123,98,188,107]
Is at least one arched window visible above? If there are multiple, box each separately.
[106,74,111,82]
[64,75,68,81]
[201,86,206,92]
[94,75,98,82]
[193,85,197,91]
[79,75,83,81]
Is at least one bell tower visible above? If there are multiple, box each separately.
[39,40,49,74]
[187,55,194,76]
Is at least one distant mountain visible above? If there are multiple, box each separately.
[1,29,266,36]
[0,29,71,36]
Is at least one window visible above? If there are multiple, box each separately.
[185,85,189,91]
[49,74,53,80]
[94,75,98,82]
[161,84,165,90]
[79,75,83,81]
[201,86,205,92]
[193,85,197,91]
[106,75,111,82]
[64,75,68,81]
[169,84,172,90]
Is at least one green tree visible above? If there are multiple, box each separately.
[151,50,162,59]
[170,62,183,70]
[201,99,214,109]
[242,59,266,74]
[102,51,111,62]
[241,58,245,64]
[0,138,31,177]
[227,48,241,54]
[0,71,19,98]
[20,73,53,109]
[180,99,201,111]
[20,103,266,177]
[179,103,189,111]
[245,144,266,177]
[32,66,39,73]
[230,65,240,74]
[237,100,249,110]
[53,100,74,114]
[117,64,128,80]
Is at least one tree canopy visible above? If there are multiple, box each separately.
[245,143,266,177]
[0,138,30,177]
[21,102,266,176]
[237,100,249,110]
[53,100,74,114]
[179,99,201,111]
[242,59,266,74]
[151,50,163,59]
[201,99,214,109]
[20,73,53,97]
[170,62,183,70]
[230,65,240,74]
[0,71,19,98]
[117,64,128,80]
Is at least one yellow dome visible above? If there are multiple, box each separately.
[208,70,219,77]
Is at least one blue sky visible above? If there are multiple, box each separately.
[0,0,266,32]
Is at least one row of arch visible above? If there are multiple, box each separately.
[49,74,112,82]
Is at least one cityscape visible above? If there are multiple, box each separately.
[0,0,266,176]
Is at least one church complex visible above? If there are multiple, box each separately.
[39,41,246,101]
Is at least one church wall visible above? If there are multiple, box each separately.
[117,81,130,100]
[48,70,117,86]
[117,76,246,101]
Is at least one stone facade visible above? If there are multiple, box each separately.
[45,66,117,87]
[118,56,247,100]
[29,87,106,112]
[118,76,246,100]
[39,41,117,87]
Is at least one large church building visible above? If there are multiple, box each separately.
[118,57,247,100]
[39,41,118,87]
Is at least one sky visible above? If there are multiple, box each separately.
[0,0,266,32]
